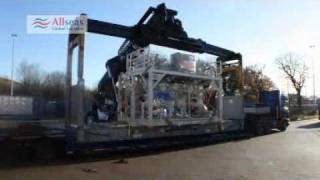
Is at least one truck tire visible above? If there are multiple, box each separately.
[254,121,264,136]
[244,115,254,134]
[263,126,271,134]
[279,120,288,131]
[34,138,56,163]
[244,115,264,136]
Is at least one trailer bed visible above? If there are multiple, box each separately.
[0,119,65,141]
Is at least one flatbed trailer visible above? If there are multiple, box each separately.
[0,119,65,141]
[0,4,288,161]
[0,119,65,161]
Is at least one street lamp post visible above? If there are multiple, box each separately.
[10,34,17,96]
[309,45,317,104]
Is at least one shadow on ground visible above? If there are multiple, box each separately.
[0,130,280,170]
[298,121,320,129]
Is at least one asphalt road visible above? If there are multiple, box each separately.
[1,119,320,180]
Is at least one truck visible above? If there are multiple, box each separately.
[0,3,288,160]
[244,90,289,135]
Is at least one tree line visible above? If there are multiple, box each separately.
[0,61,66,101]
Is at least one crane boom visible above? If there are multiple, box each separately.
[73,3,241,62]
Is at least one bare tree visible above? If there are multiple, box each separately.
[42,71,66,100]
[0,76,11,95]
[14,61,67,101]
[16,61,44,96]
[275,53,308,108]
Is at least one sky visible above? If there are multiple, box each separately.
[0,0,320,96]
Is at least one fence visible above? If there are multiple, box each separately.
[0,95,65,120]
[0,96,33,119]
[289,104,318,120]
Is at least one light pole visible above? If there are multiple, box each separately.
[10,34,17,96]
[309,44,317,104]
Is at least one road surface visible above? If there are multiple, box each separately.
[0,119,320,179]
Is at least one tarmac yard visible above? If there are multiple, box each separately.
[0,119,320,180]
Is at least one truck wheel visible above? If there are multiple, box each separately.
[34,139,56,163]
[279,121,288,131]
[244,116,255,135]
[255,122,264,136]
[263,126,271,134]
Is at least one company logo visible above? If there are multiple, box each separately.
[32,18,50,29]
[27,15,87,34]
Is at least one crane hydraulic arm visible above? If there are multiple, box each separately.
[69,3,241,62]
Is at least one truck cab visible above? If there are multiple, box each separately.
[244,90,289,135]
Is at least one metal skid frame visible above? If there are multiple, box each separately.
[117,47,224,127]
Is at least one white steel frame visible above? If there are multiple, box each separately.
[118,47,224,126]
